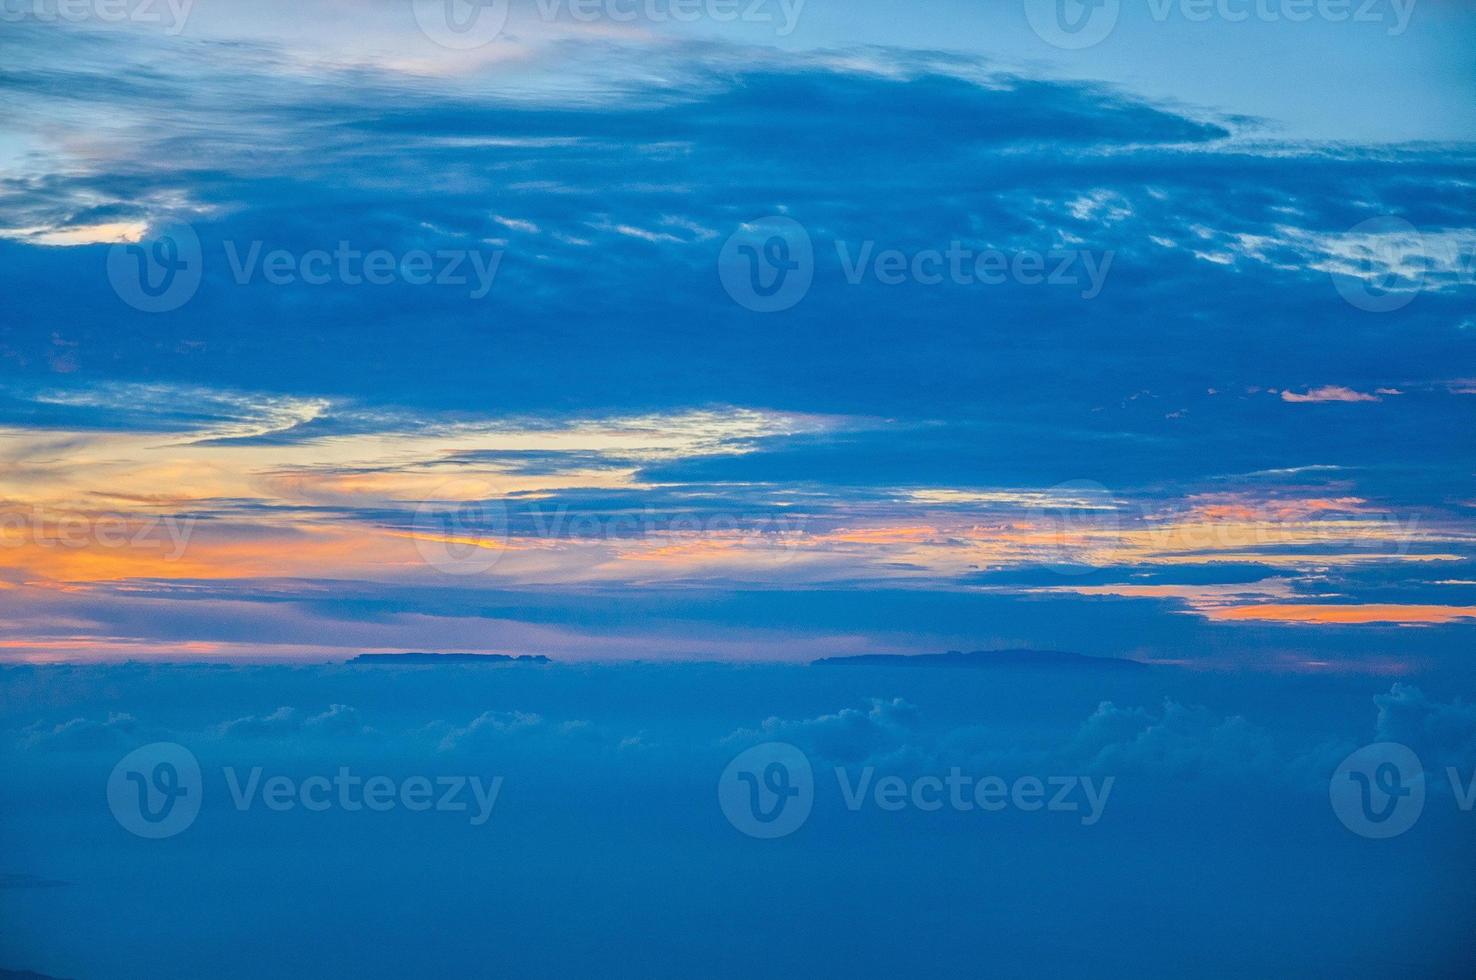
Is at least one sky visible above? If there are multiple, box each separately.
[3,8,1476,978]
[1,0,1474,672]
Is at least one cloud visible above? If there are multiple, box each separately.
[727,697,921,765]
[1056,700,1285,780]
[0,23,1472,671]
[1207,604,1476,625]
[214,704,369,738]
[1374,683,1476,770]
[728,693,1375,787]
[1280,386,1385,404]
[16,711,140,751]
[433,710,600,752]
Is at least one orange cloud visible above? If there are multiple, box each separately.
[826,526,942,545]
[0,524,438,583]
[1208,604,1476,625]
[1185,495,1370,522]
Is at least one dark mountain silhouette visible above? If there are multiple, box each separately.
[349,653,551,665]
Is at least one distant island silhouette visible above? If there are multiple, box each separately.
[349,653,552,665]
[812,649,1145,670]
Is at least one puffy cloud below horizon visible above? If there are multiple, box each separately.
[725,681,1475,788]
[10,664,1473,782]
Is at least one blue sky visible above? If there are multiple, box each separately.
[3,10,1476,977]
[0,2,1473,672]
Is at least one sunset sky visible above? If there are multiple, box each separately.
[2,1,1473,670]
[5,7,1476,979]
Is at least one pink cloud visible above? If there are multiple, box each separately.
[1280,385,1388,404]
